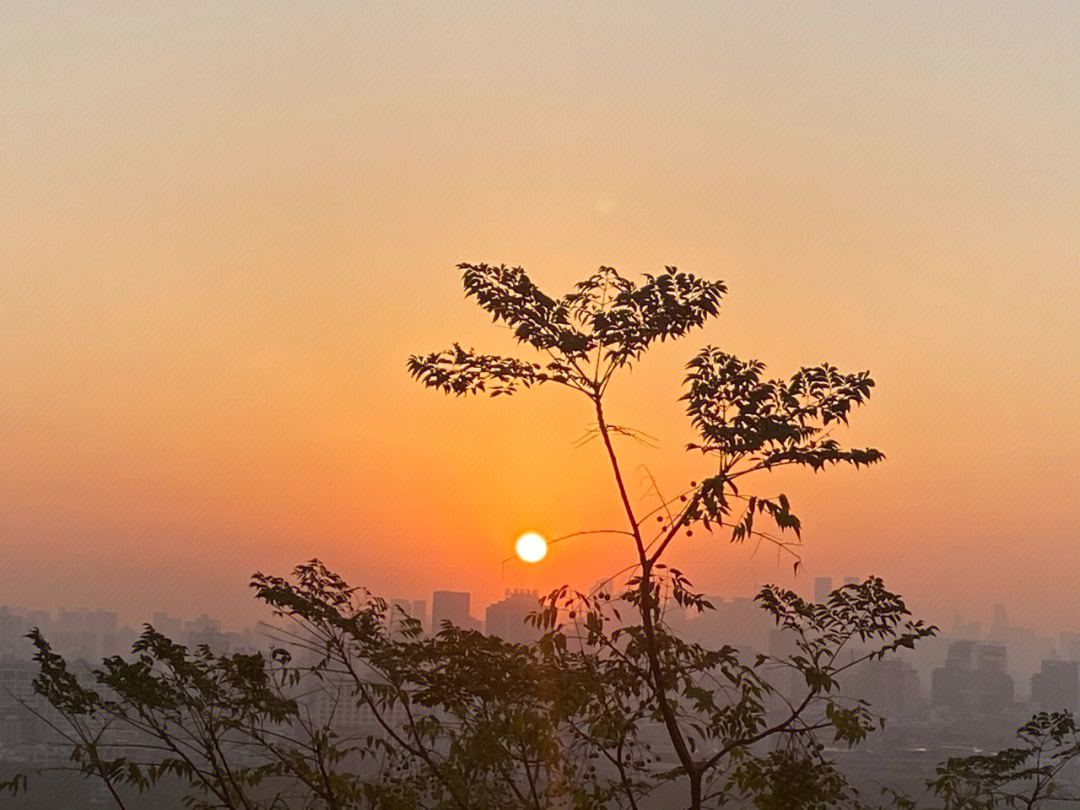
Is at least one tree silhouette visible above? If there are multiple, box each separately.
[19,264,1075,808]
[407,263,908,808]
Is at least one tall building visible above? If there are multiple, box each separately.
[53,608,118,661]
[389,599,416,639]
[931,641,1014,716]
[950,616,983,640]
[412,600,427,635]
[1031,660,1079,712]
[431,591,479,632]
[1061,631,1080,661]
[687,596,769,653]
[151,611,184,640]
[300,673,411,740]
[989,604,1009,641]
[186,615,232,652]
[0,607,32,659]
[814,577,832,604]
[851,659,922,719]
[767,627,802,702]
[484,590,541,645]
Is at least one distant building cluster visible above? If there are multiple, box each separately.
[3,576,1080,799]
[0,603,269,767]
[931,641,1013,716]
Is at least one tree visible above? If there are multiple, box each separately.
[406,263,923,808]
[5,263,950,809]
[887,712,1080,810]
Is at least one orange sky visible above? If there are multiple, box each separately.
[2,4,1078,631]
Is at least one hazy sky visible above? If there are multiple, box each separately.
[2,3,1078,631]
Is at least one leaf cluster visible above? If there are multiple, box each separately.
[920,712,1080,810]
[408,264,725,397]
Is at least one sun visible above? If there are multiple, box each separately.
[514,532,548,564]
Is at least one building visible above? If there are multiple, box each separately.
[686,595,770,653]
[388,598,418,639]
[53,608,119,660]
[300,672,411,740]
[431,591,479,632]
[1031,660,1079,713]
[412,600,427,634]
[151,611,184,640]
[814,577,833,604]
[931,641,1014,717]
[484,590,541,645]
[851,658,922,719]
[186,615,233,652]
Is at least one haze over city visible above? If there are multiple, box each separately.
[3,3,1078,636]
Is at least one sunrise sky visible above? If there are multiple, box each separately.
[3,3,1078,631]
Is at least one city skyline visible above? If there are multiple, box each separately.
[0,571,1071,650]
[5,578,1080,713]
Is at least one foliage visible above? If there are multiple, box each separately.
[531,575,934,808]
[25,263,1078,808]
[889,712,1080,810]
[3,565,934,810]
[409,264,882,567]
[409,263,892,807]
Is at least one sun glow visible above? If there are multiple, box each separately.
[514,532,548,564]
